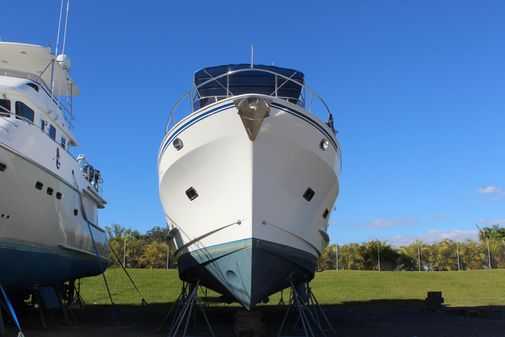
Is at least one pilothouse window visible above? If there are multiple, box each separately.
[0,99,11,117]
[26,83,39,92]
[49,124,56,141]
[15,102,34,123]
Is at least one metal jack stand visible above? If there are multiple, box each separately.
[70,279,86,311]
[0,284,24,337]
[0,304,5,336]
[277,282,335,337]
[157,281,215,337]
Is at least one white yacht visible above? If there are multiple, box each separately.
[0,42,108,293]
[158,64,341,310]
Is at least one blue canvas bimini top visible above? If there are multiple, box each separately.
[194,64,304,108]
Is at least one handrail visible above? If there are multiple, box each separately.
[192,95,305,110]
[0,110,104,195]
[0,108,71,151]
[0,68,75,128]
[165,67,333,132]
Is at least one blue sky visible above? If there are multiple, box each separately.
[2,1,504,246]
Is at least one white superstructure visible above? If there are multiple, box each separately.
[0,42,108,291]
[158,64,341,309]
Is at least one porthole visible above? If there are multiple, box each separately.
[323,209,329,219]
[35,181,43,190]
[74,209,79,216]
[303,188,315,202]
[185,187,198,201]
[56,192,62,200]
[173,138,184,151]
[0,163,6,172]
[46,187,54,196]
[320,139,329,151]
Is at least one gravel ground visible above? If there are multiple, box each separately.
[2,302,505,337]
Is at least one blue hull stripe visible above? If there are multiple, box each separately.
[159,102,235,160]
[159,101,338,160]
[270,102,338,151]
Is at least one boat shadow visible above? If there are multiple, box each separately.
[5,299,505,336]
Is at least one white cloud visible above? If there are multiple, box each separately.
[476,186,504,202]
[387,229,478,247]
[366,218,418,228]
[476,219,505,226]
[477,186,503,195]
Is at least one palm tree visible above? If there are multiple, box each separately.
[339,243,365,270]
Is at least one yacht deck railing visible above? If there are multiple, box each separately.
[0,67,75,128]
[166,67,333,133]
[0,108,103,195]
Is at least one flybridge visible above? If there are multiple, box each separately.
[0,42,78,128]
[0,42,79,96]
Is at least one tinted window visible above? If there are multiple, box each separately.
[0,99,10,117]
[40,119,46,131]
[49,124,56,141]
[15,102,35,123]
[26,83,39,92]
[61,137,66,149]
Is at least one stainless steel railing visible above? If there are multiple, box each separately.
[0,110,104,195]
[192,95,306,111]
[165,67,333,132]
[0,107,69,150]
[0,68,75,128]
[77,156,104,195]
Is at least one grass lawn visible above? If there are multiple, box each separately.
[79,269,505,307]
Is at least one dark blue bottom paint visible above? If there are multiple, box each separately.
[0,242,105,293]
[177,238,317,310]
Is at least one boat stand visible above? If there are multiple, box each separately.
[277,282,335,337]
[31,284,78,329]
[69,279,86,311]
[0,284,24,337]
[157,281,215,337]
[0,303,5,335]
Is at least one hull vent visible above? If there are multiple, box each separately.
[303,188,315,202]
[323,209,329,219]
[185,187,199,201]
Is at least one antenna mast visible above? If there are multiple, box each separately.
[250,44,254,69]
[54,0,65,56]
[53,0,72,110]
[61,0,70,57]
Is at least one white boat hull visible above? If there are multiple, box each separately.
[159,95,340,309]
[0,120,107,291]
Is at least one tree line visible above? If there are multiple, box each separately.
[106,224,173,269]
[318,225,505,271]
[106,223,505,271]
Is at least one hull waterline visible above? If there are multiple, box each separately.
[178,238,316,310]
